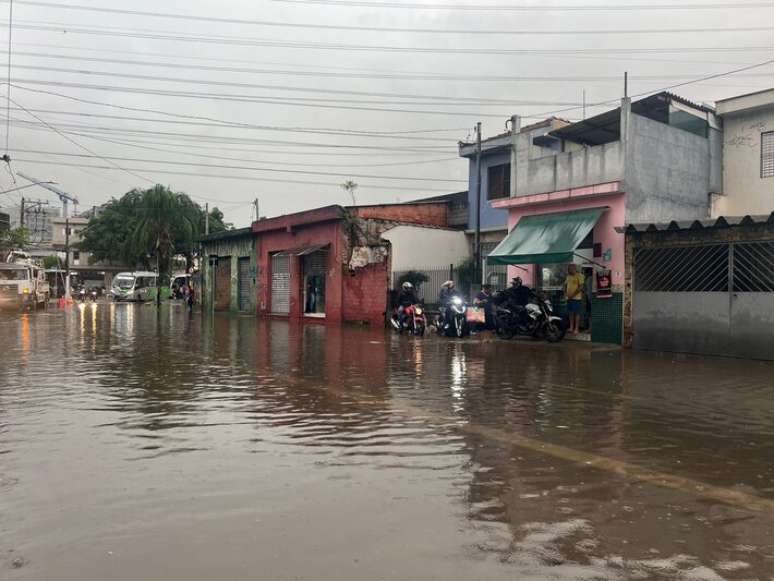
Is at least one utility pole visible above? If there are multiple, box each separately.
[64,217,71,301]
[582,89,586,120]
[253,198,259,222]
[205,202,209,235]
[19,196,24,227]
[473,121,482,292]
[624,71,628,98]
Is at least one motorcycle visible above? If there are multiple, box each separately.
[78,288,87,303]
[90,289,98,303]
[437,296,469,338]
[495,291,566,343]
[390,304,427,336]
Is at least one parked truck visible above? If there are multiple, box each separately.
[0,260,51,310]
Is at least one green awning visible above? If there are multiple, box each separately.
[487,207,605,265]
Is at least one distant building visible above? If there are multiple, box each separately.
[0,211,9,231]
[714,87,774,216]
[3,203,60,242]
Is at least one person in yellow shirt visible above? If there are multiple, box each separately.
[564,263,585,335]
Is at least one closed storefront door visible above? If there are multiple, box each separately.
[238,257,252,312]
[214,257,231,311]
[271,254,290,314]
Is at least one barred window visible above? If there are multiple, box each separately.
[763,131,774,178]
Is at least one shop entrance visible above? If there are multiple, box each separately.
[301,249,327,316]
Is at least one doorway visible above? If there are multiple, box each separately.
[302,249,327,316]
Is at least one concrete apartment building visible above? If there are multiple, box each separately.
[465,91,722,344]
[713,87,774,216]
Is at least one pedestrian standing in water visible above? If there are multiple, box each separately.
[564,263,585,335]
[186,283,195,312]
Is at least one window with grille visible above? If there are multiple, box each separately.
[763,131,774,178]
[487,163,510,200]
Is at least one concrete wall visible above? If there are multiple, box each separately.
[380,225,469,271]
[715,108,774,216]
[515,139,624,198]
[624,112,715,223]
[467,153,510,230]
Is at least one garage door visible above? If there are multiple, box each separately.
[271,254,290,314]
[632,241,774,360]
[238,257,252,312]
[214,257,231,311]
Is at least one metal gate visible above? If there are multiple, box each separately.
[270,253,290,314]
[633,241,774,359]
[237,257,251,312]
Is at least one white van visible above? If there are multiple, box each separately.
[111,271,158,302]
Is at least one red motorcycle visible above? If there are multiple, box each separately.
[390,304,427,336]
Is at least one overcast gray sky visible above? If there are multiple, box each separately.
[0,0,772,226]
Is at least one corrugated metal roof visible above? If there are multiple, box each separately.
[619,213,774,233]
[199,226,253,243]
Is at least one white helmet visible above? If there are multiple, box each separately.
[402,281,413,290]
[441,280,455,289]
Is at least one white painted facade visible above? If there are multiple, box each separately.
[714,88,774,216]
[381,225,469,271]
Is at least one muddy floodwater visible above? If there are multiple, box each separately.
[3,305,774,580]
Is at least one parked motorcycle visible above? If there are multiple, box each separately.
[495,291,566,343]
[437,296,469,338]
[390,304,427,336]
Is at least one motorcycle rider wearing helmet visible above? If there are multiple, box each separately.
[397,281,418,329]
[438,280,462,329]
[504,276,532,307]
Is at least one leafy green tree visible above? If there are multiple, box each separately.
[80,185,225,275]
[42,255,61,269]
[0,227,30,260]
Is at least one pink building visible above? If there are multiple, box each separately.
[471,93,722,343]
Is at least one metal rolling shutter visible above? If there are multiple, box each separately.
[238,257,251,312]
[271,254,290,314]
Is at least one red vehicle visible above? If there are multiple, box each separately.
[390,304,427,336]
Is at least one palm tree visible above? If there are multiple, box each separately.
[132,185,198,306]
[341,180,358,206]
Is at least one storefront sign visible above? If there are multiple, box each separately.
[596,269,612,299]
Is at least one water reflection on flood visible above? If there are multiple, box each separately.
[2,304,774,580]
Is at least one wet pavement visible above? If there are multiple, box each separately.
[2,303,774,580]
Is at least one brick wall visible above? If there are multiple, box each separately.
[342,260,389,326]
[350,203,448,227]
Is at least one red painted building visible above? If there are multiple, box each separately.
[252,203,449,325]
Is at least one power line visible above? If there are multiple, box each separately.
[1,105,462,143]
[4,124,462,168]
[3,21,774,57]
[3,0,10,153]
[6,95,155,184]
[7,149,467,183]
[4,63,581,107]
[6,78,513,118]
[12,40,757,71]
[6,118,458,152]
[9,158,458,193]
[2,0,773,35]
[9,85,468,136]
[7,49,774,86]
[271,0,774,10]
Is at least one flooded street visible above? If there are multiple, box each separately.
[3,304,774,580]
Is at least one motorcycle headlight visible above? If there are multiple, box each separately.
[415,307,422,315]
[452,297,463,305]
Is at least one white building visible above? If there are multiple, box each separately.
[714,88,774,216]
